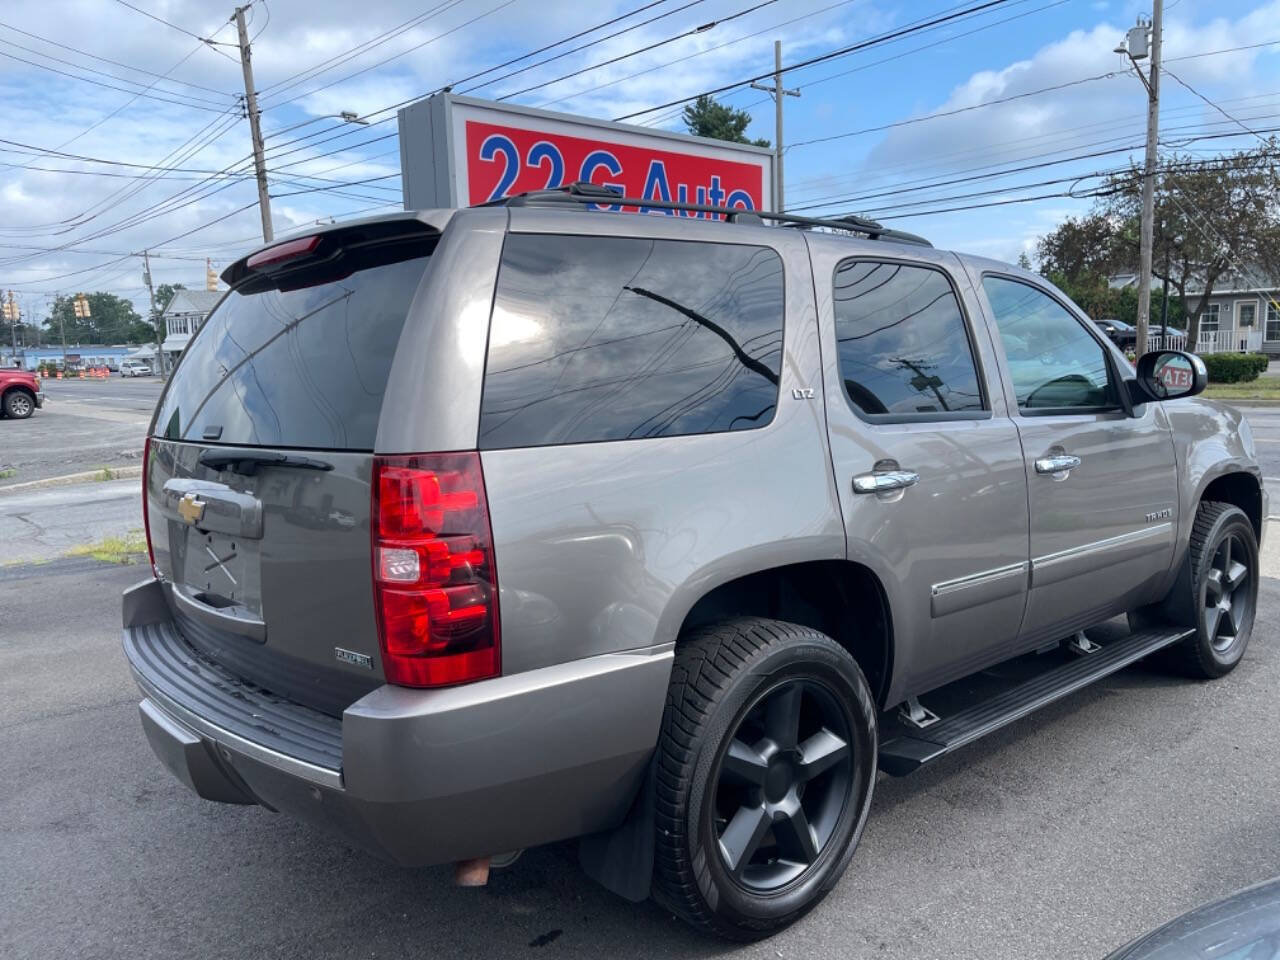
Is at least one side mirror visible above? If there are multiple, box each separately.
[1130,350,1207,404]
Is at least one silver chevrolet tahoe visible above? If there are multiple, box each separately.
[123,186,1264,941]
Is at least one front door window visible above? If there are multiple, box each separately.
[1267,303,1280,342]
[1238,302,1257,329]
[981,276,1117,411]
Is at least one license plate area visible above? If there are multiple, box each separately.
[175,528,263,617]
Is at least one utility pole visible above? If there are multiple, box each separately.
[1116,3,1162,356]
[5,290,18,363]
[58,295,67,371]
[141,250,165,378]
[235,4,273,243]
[750,41,800,212]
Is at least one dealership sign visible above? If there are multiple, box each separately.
[397,94,774,216]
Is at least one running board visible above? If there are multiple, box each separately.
[878,627,1192,776]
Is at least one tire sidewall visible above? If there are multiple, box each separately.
[1193,509,1258,674]
[682,636,877,930]
[4,392,33,419]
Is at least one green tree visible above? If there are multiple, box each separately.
[43,292,151,345]
[1032,142,1280,343]
[152,282,185,323]
[682,95,770,147]
[1100,140,1280,344]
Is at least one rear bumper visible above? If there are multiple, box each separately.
[122,577,672,866]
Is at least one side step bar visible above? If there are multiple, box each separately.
[878,627,1193,776]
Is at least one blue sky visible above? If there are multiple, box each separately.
[0,0,1276,321]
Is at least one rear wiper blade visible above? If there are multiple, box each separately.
[198,450,334,475]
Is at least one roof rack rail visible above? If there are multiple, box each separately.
[489,181,931,247]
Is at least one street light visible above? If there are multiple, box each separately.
[265,111,369,140]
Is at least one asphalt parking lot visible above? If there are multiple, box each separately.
[0,377,161,485]
[2,383,1280,959]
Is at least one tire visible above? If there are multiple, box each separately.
[1167,501,1259,678]
[652,617,877,941]
[3,389,34,419]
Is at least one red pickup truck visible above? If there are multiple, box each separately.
[0,367,44,419]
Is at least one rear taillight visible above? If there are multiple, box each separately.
[141,437,159,579]
[371,453,500,687]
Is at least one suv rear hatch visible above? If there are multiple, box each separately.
[144,218,438,716]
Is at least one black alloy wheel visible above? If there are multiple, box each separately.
[653,617,877,941]
[711,678,854,892]
[1202,529,1253,654]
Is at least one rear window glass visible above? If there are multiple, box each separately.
[154,247,430,450]
[479,234,784,449]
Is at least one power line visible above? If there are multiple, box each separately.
[0,20,233,96]
[111,0,240,62]
[1164,69,1276,146]
[0,47,233,112]
[493,1,782,102]
[612,0,1015,120]
[785,116,1280,215]
[261,0,518,110]
[789,71,1121,149]
[627,0,1066,127]
[460,0,708,96]
[256,0,466,99]
[783,89,1280,198]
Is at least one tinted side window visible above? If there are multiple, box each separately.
[479,235,784,449]
[981,276,1117,411]
[833,260,984,416]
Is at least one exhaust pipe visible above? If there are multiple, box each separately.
[453,857,491,887]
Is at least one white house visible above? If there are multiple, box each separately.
[1183,280,1280,357]
[1110,272,1278,354]
[160,289,224,365]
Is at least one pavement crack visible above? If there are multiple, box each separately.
[11,513,46,537]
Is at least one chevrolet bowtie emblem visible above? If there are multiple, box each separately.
[178,493,206,526]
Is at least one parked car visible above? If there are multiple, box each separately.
[122,189,1263,941]
[119,359,152,377]
[0,366,43,419]
[1096,317,1138,348]
[1106,875,1280,958]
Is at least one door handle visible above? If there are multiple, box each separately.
[1034,454,1082,476]
[853,470,920,494]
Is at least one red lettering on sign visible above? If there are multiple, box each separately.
[464,120,765,216]
[1160,366,1192,389]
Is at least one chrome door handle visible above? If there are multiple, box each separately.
[853,470,920,494]
[1034,454,1082,475]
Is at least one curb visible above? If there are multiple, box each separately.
[0,465,142,496]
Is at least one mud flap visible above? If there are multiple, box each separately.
[578,755,656,903]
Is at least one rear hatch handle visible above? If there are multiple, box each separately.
[170,583,267,643]
[160,479,264,540]
[198,449,334,476]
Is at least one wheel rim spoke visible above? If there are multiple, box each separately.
[1217,601,1238,638]
[797,728,849,782]
[764,683,803,750]
[721,739,769,786]
[1204,603,1223,641]
[718,804,771,876]
[1204,569,1225,605]
[1225,559,1248,593]
[773,802,819,865]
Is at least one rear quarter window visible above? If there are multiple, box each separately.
[154,243,430,450]
[479,234,785,449]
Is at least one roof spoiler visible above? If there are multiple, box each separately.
[222,218,438,288]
